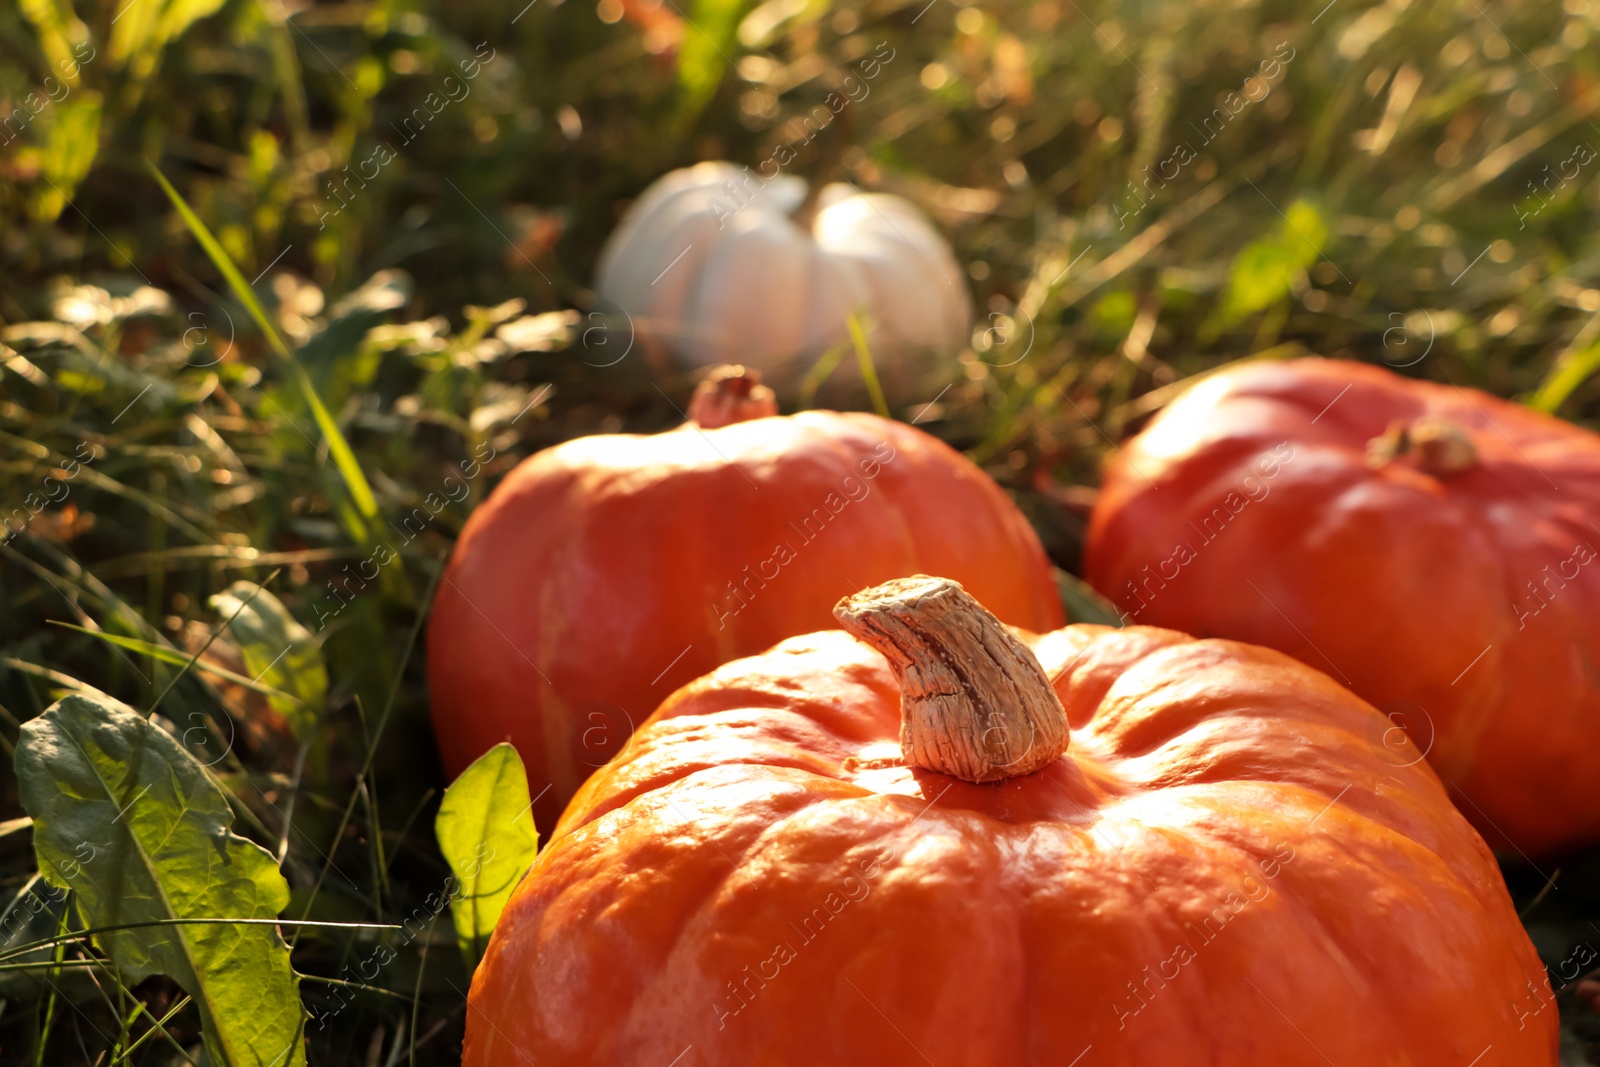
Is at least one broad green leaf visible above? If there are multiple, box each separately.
[1218,199,1327,323]
[1219,239,1298,321]
[112,0,228,82]
[16,693,307,1067]
[156,0,229,45]
[147,163,379,538]
[207,581,325,739]
[1054,568,1124,627]
[675,0,750,124]
[280,270,411,418]
[34,93,102,223]
[1091,289,1139,335]
[108,0,160,68]
[435,743,538,965]
[1280,199,1328,261]
[17,0,81,88]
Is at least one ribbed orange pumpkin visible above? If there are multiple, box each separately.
[427,369,1062,831]
[1085,357,1600,856]
[464,576,1553,1066]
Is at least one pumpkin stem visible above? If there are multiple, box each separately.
[687,365,779,429]
[1367,416,1478,476]
[833,575,1070,783]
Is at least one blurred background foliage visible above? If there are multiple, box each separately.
[5,0,1600,1061]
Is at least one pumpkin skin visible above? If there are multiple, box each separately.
[426,378,1062,833]
[595,161,971,372]
[1085,356,1600,856]
[463,583,1553,1066]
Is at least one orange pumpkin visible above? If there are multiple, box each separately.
[427,368,1062,831]
[464,576,1552,1065]
[1085,356,1600,855]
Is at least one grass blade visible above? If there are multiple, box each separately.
[1529,335,1600,414]
[847,312,891,418]
[145,162,379,531]
[48,623,308,708]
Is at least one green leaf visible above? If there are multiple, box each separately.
[1054,568,1124,627]
[111,0,228,84]
[206,582,326,739]
[146,163,379,538]
[1280,199,1328,261]
[34,93,103,222]
[434,743,538,965]
[17,0,80,89]
[108,0,160,69]
[675,0,750,124]
[1090,289,1138,335]
[1219,239,1298,321]
[156,0,229,44]
[1217,199,1327,323]
[281,270,411,419]
[15,693,307,1067]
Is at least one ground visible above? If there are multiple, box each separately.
[3,0,1600,1061]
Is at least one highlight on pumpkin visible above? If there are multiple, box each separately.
[1086,357,1600,858]
[9,0,1600,1061]
[458,566,1557,1065]
[425,361,1064,835]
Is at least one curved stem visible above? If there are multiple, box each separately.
[1367,416,1478,476]
[834,576,1070,783]
[687,365,779,429]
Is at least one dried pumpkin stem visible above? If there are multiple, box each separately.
[1367,416,1478,476]
[687,365,779,429]
[833,575,1070,783]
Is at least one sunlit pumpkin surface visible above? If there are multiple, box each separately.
[1085,357,1600,856]
[464,623,1553,1065]
[428,407,1062,832]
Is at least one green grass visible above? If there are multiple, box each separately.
[4,0,1600,1061]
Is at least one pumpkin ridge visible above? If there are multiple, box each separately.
[1083,356,1600,852]
[603,626,1458,845]
[1259,815,1523,1026]
[467,586,1556,1062]
[1077,640,1351,749]
[565,749,868,838]
[1096,792,1529,1052]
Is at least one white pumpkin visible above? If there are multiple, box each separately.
[595,161,972,372]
